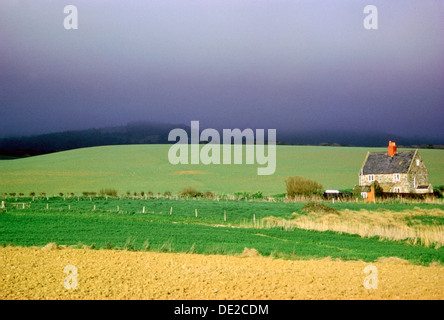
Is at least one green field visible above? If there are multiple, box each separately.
[1,197,443,265]
[1,145,443,196]
[1,145,443,265]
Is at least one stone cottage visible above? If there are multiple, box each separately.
[358,141,433,194]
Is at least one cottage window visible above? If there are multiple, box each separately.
[394,187,401,193]
[361,192,368,199]
[416,159,420,166]
[367,175,375,182]
[393,174,400,182]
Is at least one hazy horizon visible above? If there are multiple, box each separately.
[1,1,443,140]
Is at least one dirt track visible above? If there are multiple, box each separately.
[1,246,443,300]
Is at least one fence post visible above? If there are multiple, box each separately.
[143,206,146,213]
[170,207,173,215]
[195,209,197,217]
[224,210,226,222]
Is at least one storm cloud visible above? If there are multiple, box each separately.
[1,0,443,140]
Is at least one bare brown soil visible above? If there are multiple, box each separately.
[1,246,442,300]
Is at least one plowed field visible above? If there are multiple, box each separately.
[1,246,442,300]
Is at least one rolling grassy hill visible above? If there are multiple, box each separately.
[0,145,443,196]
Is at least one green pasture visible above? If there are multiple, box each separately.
[1,145,443,196]
[1,197,443,264]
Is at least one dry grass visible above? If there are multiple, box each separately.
[263,207,444,248]
[240,247,260,258]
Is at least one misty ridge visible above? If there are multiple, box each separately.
[0,120,443,158]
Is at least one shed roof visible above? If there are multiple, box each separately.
[362,150,416,175]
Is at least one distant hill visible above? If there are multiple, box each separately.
[0,121,442,158]
[0,121,190,157]
[277,130,444,149]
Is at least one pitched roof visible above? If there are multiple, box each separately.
[362,150,416,175]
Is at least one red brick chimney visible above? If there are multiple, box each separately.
[388,141,397,157]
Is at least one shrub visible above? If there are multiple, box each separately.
[433,186,443,198]
[252,191,263,199]
[82,191,98,197]
[371,181,384,198]
[234,191,263,200]
[234,191,249,200]
[285,176,323,198]
[301,202,339,215]
[352,185,362,199]
[163,191,172,197]
[180,187,203,198]
[99,188,118,197]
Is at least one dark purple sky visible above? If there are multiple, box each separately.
[1,0,443,139]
